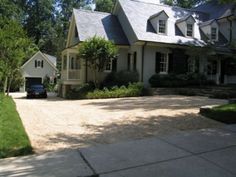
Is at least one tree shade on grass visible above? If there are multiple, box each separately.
[201,104,236,124]
[0,94,32,158]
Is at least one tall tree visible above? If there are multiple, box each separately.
[95,0,115,13]
[0,17,33,95]
[23,0,57,55]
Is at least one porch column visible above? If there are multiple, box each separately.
[199,55,207,74]
[216,58,221,85]
[67,51,70,80]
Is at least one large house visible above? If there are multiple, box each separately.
[20,51,57,92]
[60,0,236,97]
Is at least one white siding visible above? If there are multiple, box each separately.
[21,53,56,79]
[143,46,172,85]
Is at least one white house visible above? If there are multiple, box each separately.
[60,0,236,97]
[20,51,57,92]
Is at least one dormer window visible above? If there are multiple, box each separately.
[159,20,166,34]
[176,15,196,38]
[187,24,193,37]
[149,10,169,35]
[200,20,218,42]
[211,27,217,40]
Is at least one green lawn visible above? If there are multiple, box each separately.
[0,94,32,158]
[202,103,236,124]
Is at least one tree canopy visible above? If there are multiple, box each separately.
[78,36,118,87]
[95,0,116,13]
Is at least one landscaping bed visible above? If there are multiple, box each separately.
[152,86,236,99]
[0,94,32,158]
[67,82,153,100]
[200,103,236,124]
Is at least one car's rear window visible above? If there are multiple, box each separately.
[31,85,44,89]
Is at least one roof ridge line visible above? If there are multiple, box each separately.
[73,8,112,15]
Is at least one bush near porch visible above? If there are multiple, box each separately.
[0,94,32,158]
[200,104,236,124]
[66,82,153,99]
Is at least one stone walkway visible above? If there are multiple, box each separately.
[1,125,236,177]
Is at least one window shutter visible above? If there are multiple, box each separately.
[41,60,44,68]
[155,52,161,73]
[133,52,137,71]
[35,60,37,68]
[127,53,131,71]
[168,53,173,73]
[112,58,117,72]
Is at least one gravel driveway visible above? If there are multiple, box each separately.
[11,93,226,153]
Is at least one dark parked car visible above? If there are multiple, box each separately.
[27,84,47,98]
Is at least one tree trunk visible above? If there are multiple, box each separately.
[7,75,13,96]
[3,76,8,96]
[93,68,97,88]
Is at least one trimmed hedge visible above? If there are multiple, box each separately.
[66,83,153,99]
[102,70,139,88]
[149,73,215,87]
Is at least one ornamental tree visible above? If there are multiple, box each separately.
[78,36,118,87]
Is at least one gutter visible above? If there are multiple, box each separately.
[226,16,233,44]
[141,42,147,82]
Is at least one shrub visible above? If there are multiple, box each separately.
[210,91,236,99]
[86,83,145,99]
[66,82,95,99]
[149,73,215,87]
[102,70,139,88]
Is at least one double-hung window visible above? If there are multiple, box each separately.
[159,20,166,34]
[187,23,193,37]
[35,60,43,68]
[160,53,168,74]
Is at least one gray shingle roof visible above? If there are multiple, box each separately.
[176,15,196,24]
[149,10,169,20]
[118,0,206,46]
[199,19,216,27]
[73,9,129,45]
[193,1,236,20]
[43,53,57,67]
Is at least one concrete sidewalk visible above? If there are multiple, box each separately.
[1,125,236,177]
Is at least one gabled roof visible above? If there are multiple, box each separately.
[21,51,57,71]
[199,19,217,28]
[43,53,57,67]
[176,15,196,24]
[73,9,129,45]
[117,0,206,47]
[149,10,169,20]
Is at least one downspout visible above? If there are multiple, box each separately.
[141,42,147,82]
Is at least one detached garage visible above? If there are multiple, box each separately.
[25,77,42,90]
[20,51,57,92]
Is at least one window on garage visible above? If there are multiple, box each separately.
[35,60,43,68]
